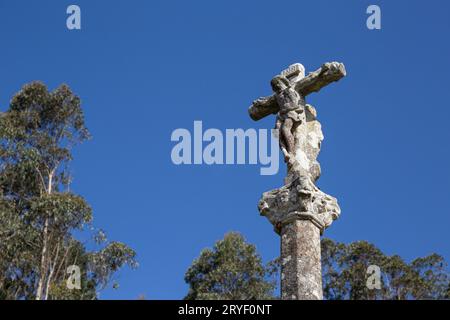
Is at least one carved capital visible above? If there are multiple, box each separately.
[258,176,340,235]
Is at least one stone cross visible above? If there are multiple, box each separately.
[248,62,346,300]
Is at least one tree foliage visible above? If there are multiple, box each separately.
[0,82,137,300]
[322,239,449,300]
[184,232,277,300]
[185,233,449,300]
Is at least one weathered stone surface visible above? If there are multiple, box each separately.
[281,63,305,83]
[249,62,346,300]
[258,173,341,234]
[248,95,278,121]
[281,220,322,300]
[248,62,346,121]
[295,62,346,96]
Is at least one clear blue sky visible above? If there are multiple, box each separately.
[1,0,449,299]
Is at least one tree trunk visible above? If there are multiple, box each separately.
[35,171,54,300]
[35,217,49,300]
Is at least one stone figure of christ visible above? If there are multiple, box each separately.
[271,75,306,161]
[249,62,347,163]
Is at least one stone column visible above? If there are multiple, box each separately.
[280,219,322,300]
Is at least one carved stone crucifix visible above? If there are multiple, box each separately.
[248,62,346,300]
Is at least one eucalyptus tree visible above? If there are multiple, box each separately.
[321,239,449,300]
[0,82,136,300]
[185,234,449,300]
[184,232,278,300]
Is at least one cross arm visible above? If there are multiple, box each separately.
[295,62,346,97]
[248,95,279,121]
